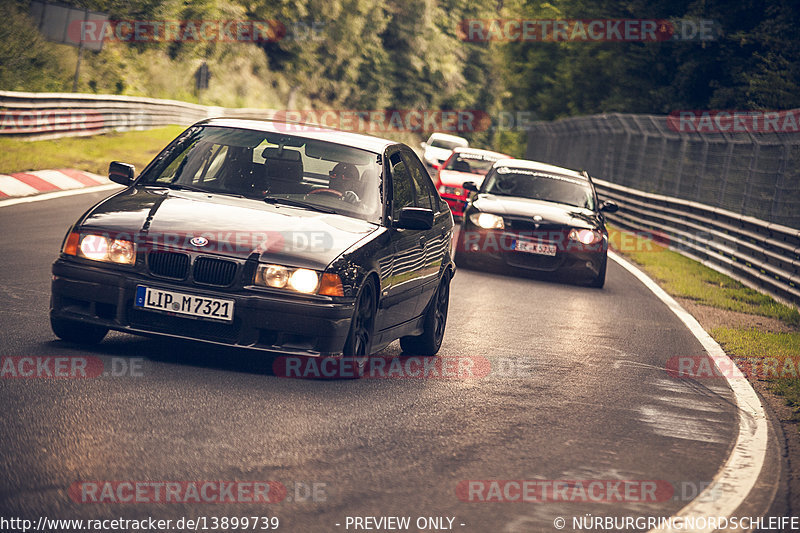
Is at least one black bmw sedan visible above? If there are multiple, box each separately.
[454,159,618,287]
[50,119,454,374]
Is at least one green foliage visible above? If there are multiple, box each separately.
[2,0,797,143]
[502,0,800,119]
[0,2,73,91]
[712,327,800,420]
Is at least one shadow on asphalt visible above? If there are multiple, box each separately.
[455,260,602,288]
[40,334,402,381]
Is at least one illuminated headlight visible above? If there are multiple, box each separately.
[255,264,320,294]
[469,212,505,230]
[569,228,603,245]
[66,232,136,265]
[288,269,319,293]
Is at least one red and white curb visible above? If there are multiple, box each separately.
[0,169,108,198]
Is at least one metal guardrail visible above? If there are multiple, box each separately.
[0,91,217,140]
[525,112,800,229]
[594,178,800,307]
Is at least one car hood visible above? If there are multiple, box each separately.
[438,170,486,187]
[79,187,378,270]
[472,194,601,228]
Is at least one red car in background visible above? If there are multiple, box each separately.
[433,147,511,217]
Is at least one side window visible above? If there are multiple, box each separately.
[402,151,439,211]
[390,152,415,217]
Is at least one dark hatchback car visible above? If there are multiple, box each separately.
[51,119,455,374]
[454,159,618,287]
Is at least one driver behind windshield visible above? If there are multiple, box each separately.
[327,162,364,203]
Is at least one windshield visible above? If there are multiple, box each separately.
[140,126,383,223]
[430,138,467,150]
[444,153,503,175]
[483,169,595,210]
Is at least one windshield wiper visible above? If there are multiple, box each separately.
[165,183,211,193]
[263,196,336,213]
[163,183,245,198]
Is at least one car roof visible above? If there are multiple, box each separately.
[452,147,510,159]
[427,132,469,143]
[492,158,589,180]
[195,118,397,154]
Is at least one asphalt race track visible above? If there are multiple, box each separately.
[0,190,779,532]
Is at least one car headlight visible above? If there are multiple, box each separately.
[469,212,505,229]
[439,185,464,196]
[569,228,603,245]
[255,264,344,296]
[64,232,136,265]
[288,269,319,293]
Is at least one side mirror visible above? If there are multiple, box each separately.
[600,200,619,213]
[395,207,434,230]
[431,163,442,171]
[420,142,427,149]
[109,161,135,186]
[463,181,479,193]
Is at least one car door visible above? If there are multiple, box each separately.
[377,149,428,328]
[401,148,450,315]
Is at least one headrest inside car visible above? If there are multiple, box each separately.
[262,147,303,183]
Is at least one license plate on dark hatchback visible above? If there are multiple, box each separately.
[513,240,557,256]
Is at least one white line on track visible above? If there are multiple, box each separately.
[0,183,122,208]
[609,251,769,533]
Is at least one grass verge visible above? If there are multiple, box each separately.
[609,225,800,420]
[0,126,186,176]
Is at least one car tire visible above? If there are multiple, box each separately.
[50,316,108,344]
[588,256,607,288]
[400,272,450,356]
[342,279,377,378]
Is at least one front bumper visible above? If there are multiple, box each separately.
[456,227,606,278]
[50,259,355,357]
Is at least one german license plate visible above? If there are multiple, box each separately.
[514,240,557,256]
[135,285,234,322]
